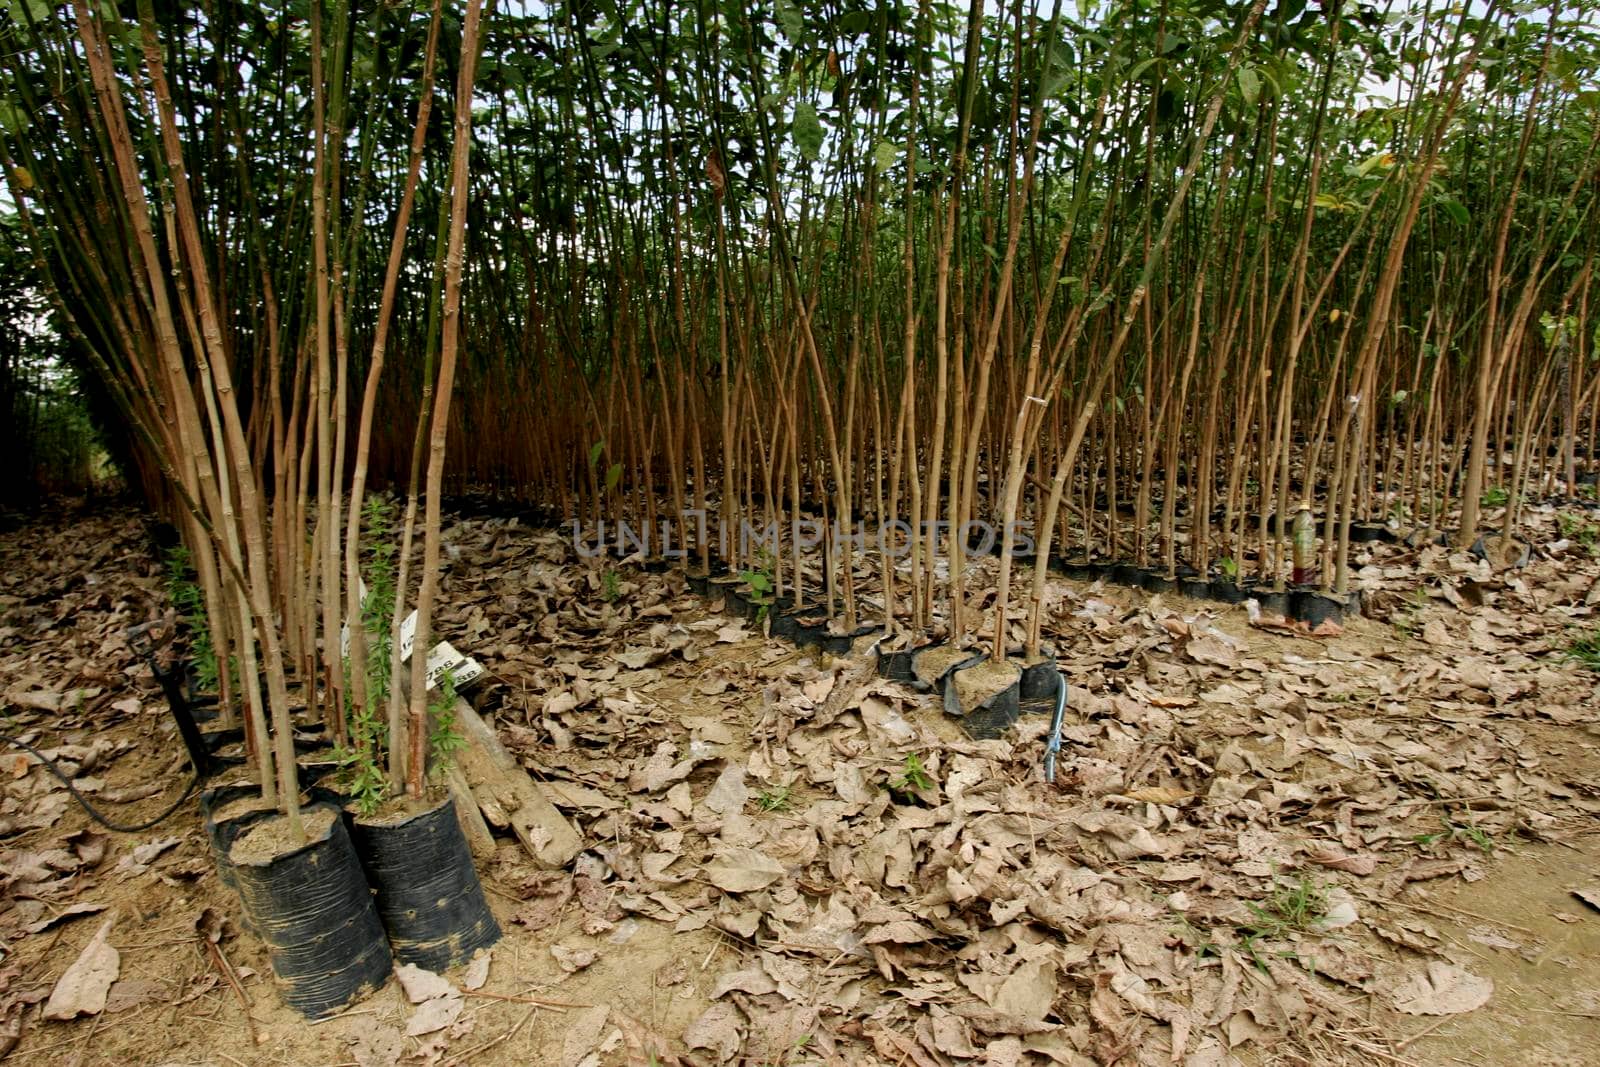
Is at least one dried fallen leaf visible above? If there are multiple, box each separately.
[993,959,1057,1022]
[346,1014,404,1067]
[615,1012,683,1066]
[102,978,165,1014]
[1186,633,1239,668]
[1305,847,1378,876]
[395,963,454,1004]
[551,941,598,973]
[1123,786,1192,806]
[684,1002,744,1063]
[861,920,935,945]
[462,949,492,991]
[0,1012,20,1060]
[703,848,785,893]
[43,918,119,1020]
[131,836,181,865]
[710,966,778,999]
[703,762,749,815]
[405,992,464,1036]
[1315,889,1361,931]
[561,1005,612,1067]
[23,902,108,935]
[1390,962,1493,1016]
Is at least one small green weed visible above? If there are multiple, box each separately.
[1170,915,1222,959]
[1480,485,1510,509]
[336,740,391,817]
[1557,512,1599,556]
[1236,930,1314,976]
[739,547,777,621]
[888,753,935,796]
[1565,627,1600,672]
[334,495,401,817]
[1233,873,1329,974]
[601,568,622,602]
[164,545,220,694]
[755,784,793,812]
[1392,585,1429,640]
[427,668,467,779]
[360,495,398,705]
[1216,556,1239,582]
[1241,874,1329,942]
[1413,814,1495,855]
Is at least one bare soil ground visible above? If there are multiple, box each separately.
[2,500,1597,1066]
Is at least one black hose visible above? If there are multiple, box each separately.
[1,729,199,833]
[1044,670,1068,784]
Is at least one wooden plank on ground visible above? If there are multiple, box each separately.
[445,762,497,862]
[451,696,582,869]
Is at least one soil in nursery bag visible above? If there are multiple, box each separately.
[204,777,348,908]
[912,644,980,691]
[204,793,275,904]
[229,804,394,1019]
[349,793,501,972]
[944,657,1022,740]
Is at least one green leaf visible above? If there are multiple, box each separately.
[589,441,604,470]
[605,462,623,492]
[1128,57,1159,82]
[775,0,803,45]
[792,101,825,161]
[1236,65,1261,107]
[873,140,900,172]
[1437,197,1469,227]
[0,101,25,136]
[6,0,50,23]
[1356,149,1391,177]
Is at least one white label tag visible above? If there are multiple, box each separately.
[399,609,419,662]
[424,639,484,691]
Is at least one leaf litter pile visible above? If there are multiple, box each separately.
[2,503,1599,1065]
